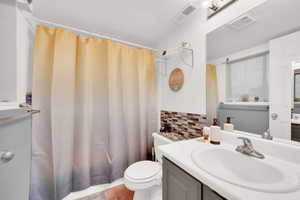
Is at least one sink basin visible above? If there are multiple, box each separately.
[191,147,300,193]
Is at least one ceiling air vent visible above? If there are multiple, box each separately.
[182,5,197,15]
[173,3,199,24]
[227,14,256,30]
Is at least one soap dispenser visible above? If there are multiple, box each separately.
[210,118,221,145]
[224,117,234,132]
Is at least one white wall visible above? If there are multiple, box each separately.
[17,7,35,103]
[0,1,34,107]
[0,0,17,102]
[156,9,207,114]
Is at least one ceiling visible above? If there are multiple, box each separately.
[32,0,202,48]
[207,0,300,61]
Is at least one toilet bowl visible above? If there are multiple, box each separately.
[124,133,172,200]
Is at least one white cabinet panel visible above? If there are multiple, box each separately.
[0,109,31,200]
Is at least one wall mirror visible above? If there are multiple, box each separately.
[169,68,184,92]
[206,0,300,143]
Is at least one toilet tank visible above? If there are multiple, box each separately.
[152,133,173,163]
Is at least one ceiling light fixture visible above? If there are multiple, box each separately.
[202,0,225,10]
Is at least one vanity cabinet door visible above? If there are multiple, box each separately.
[291,124,300,142]
[203,185,226,200]
[163,157,202,200]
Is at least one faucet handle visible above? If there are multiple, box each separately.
[237,137,253,148]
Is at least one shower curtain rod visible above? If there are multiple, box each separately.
[222,51,270,64]
[28,15,158,52]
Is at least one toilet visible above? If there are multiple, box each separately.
[124,133,173,200]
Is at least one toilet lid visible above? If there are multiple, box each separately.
[125,161,161,181]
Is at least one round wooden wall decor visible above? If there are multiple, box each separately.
[169,68,184,92]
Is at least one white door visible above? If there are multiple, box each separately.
[268,58,291,139]
[269,32,300,140]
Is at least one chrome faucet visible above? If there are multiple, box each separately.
[262,129,273,140]
[236,137,265,159]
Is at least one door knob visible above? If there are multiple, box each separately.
[0,151,15,164]
[271,113,278,120]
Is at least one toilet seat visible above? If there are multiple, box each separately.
[125,161,161,181]
[124,161,162,190]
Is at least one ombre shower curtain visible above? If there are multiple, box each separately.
[206,64,219,124]
[30,25,157,200]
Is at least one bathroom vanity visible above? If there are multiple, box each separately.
[159,131,300,200]
[163,157,225,200]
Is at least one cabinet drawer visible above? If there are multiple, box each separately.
[203,185,225,200]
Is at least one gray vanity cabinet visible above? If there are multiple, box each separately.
[163,157,202,200]
[163,157,226,200]
[292,124,300,142]
[203,185,225,200]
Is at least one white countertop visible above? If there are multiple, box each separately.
[292,114,300,124]
[0,102,20,112]
[292,119,300,125]
[158,132,300,200]
[0,106,20,112]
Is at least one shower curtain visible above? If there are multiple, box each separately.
[206,64,219,124]
[30,25,157,200]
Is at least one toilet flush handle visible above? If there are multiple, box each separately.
[0,151,15,164]
[271,113,278,120]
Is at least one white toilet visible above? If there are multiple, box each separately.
[124,133,173,200]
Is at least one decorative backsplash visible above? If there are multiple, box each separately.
[160,110,208,140]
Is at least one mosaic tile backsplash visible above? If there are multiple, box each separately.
[160,110,208,140]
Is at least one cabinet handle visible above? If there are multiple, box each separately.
[0,151,15,164]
